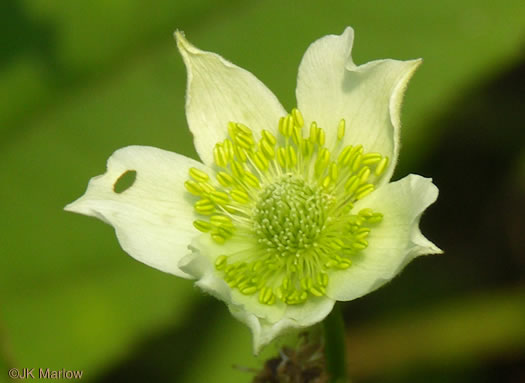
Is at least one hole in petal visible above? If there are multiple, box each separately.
[113,170,137,193]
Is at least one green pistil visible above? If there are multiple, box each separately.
[185,108,387,305]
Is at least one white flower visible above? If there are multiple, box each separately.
[66,27,441,353]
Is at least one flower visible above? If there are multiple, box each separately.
[65,27,441,353]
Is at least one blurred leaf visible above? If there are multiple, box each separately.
[347,287,525,379]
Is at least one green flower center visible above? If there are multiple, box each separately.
[185,109,386,305]
[254,175,329,255]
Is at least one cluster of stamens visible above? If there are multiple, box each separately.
[185,108,387,305]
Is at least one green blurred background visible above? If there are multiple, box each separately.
[1,0,524,382]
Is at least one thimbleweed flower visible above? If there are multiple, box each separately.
[66,27,441,353]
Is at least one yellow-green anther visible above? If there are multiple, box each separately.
[315,148,331,176]
[199,181,215,194]
[210,190,230,205]
[351,153,363,172]
[243,171,260,188]
[284,115,294,137]
[322,148,331,163]
[196,197,212,207]
[355,231,370,240]
[211,233,226,244]
[356,227,371,235]
[358,167,371,184]
[231,160,245,178]
[195,199,215,215]
[375,156,389,176]
[322,175,331,189]
[216,171,234,187]
[301,139,314,157]
[252,261,263,272]
[292,125,302,145]
[231,189,250,204]
[253,150,268,171]
[358,208,374,218]
[233,145,247,162]
[277,147,287,168]
[329,162,339,181]
[223,139,234,160]
[213,144,228,167]
[338,145,353,164]
[259,287,274,304]
[193,220,213,232]
[345,145,362,167]
[210,215,233,227]
[368,213,383,224]
[215,255,228,270]
[303,277,313,290]
[317,273,329,287]
[184,180,203,196]
[217,225,235,237]
[241,286,257,295]
[309,121,318,143]
[362,152,382,165]
[235,122,252,135]
[337,260,352,269]
[318,128,326,146]
[260,139,275,159]
[345,175,359,193]
[262,129,276,145]
[309,286,324,297]
[278,116,286,136]
[334,238,345,248]
[293,291,307,304]
[189,167,209,182]
[234,133,254,149]
[292,108,304,128]
[337,119,346,140]
[355,184,375,200]
[237,278,251,290]
[228,121,237,137]
[352,239,368,250]
[287,146,297,167]
[223,204,237,214]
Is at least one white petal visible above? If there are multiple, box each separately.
[296,27,421,183]
[283,296,335,324]
[229,297,335,354]
[65,146,208,278]
[326,174,441,301]
[181,235,286,322]
[175,31,287,167]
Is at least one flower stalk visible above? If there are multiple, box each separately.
[323,304,348,383]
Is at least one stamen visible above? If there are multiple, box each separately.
[337,119,346,140]
[186,108,389,304]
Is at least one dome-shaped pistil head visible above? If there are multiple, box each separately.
[253,175,329,257]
